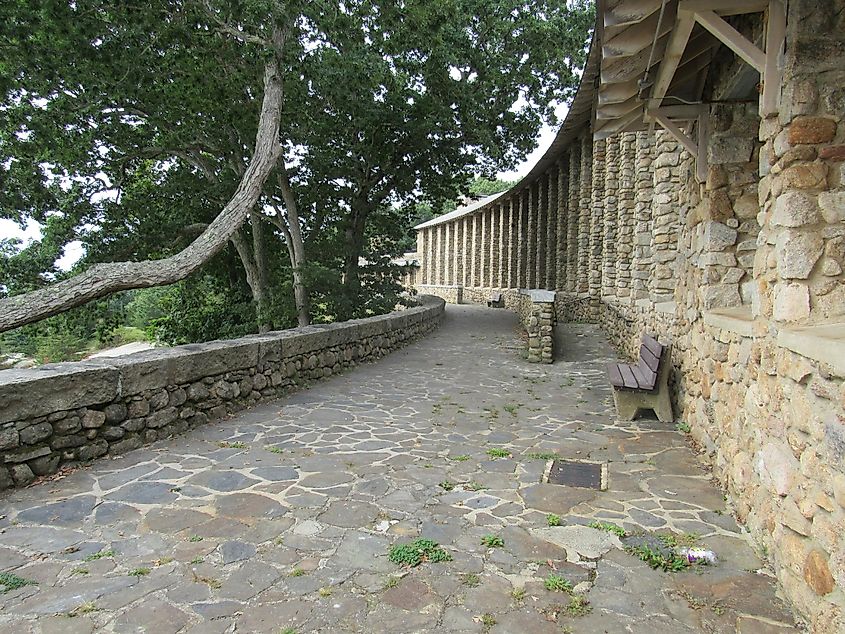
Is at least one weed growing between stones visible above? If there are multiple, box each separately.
[289,567,306,577]
[464,481,486,491]
[0,572,37,593]
[67,601,98,617]
[190,557,204,565]
[218,441,247,449]
[187,535,204,542]
[547,513,562,527]
[128,567,150,577]
[318,587,332,597]
[656,532,700,548]
[461,573,481,587]
[383,576,399,590]
[84,549,115,562]
[481,535,504,548]
[71,567,89,575]
[192,571,222,589]
[439,480,455,491]
[526,451,557,460]
[479,613,497,628]
[265,446,285,454]
[565,595,592,616]
[588,521,627,537]
[676,422,691,433]
[503,403,519,417]
[449,454,470,462]
[486,447,511,459]
[625,544,689,572]
[389,539,452,567]
[511,588,526,603]
[544,574,573,593]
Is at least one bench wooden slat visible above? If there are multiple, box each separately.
[607,363,625,387]
[643,334,663,358]
[632,365,657,391]
[619,364,639,389]
[639,344,661,373]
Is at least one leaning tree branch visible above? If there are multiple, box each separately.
[0,27,288,333]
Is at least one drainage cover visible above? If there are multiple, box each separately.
[546,460,606,490]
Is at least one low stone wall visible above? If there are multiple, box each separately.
[415,285,462,304]
[517,290,556,363]
[0,296,446,489]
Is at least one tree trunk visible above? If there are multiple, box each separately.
[341,198,370,314]
[0,29,287,334]
[250,211,272,332]
[230,217,272,334]
[277,170,310,327]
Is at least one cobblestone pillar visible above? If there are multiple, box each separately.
[616,132,636,297]
[521,290,556,363]
[650,130,682,303]
[556,158,569,290]
[471,214,480,287]
[546,168,558,289]
[508,197,519,288]
[454,220,463,289]
[445,223,453,285]
[602,134,619,296]
[590,138,606,298]
[461,217,470,287]
[516,191,526,287]
[535,177,547,287]
[577,133,592,293]
[526,184,537,288]
[631,132,654,299]
[497,203,506,287]
[566,141,581,292]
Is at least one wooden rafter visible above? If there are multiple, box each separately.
[693,10,765,70]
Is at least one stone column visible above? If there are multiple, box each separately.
[470,214,479,287]
[461,217,470,287]
[497,203,506,288]
[577,133,592,293]
[537,177,548,288]
[650,130,682,303]
[632,132,654,299]
[566,141,581,292]
[546,169,558,289]
[526,185,537,288]
[444,223,453,285]
[508,197,519,288]
[616,132,636,297]
[556,158,569,290]
[479,209,488,287]
[602,134,619,296]
[515,192,525,287]
[590,138,606,298]
[454,219,463,290]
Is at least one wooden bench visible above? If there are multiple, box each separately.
[487,291,504,308]
[607,334,673,422]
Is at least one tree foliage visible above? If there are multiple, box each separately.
[0,0,594,346]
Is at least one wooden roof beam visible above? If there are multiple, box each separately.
[648,8,696,110]
[693,10,765,71]
[679,0,767,15]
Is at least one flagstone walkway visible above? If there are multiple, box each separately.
[0,305,802,633]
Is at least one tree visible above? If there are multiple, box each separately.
[0,0,594,333]
[0,1,291,332]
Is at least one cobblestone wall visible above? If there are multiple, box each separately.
[0,297,446,490]
[517,291,556,363]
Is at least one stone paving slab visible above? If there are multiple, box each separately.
[0,305,803,633]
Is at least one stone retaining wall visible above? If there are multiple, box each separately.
[0,296,446,490]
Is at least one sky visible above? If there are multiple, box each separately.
[0,117,562,272]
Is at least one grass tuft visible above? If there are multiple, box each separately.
[480,535,504,548]
[544,574,573,593]
[388,539,452,567]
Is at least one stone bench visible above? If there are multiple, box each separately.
[487,292,504,308]
[607,334,673,422]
